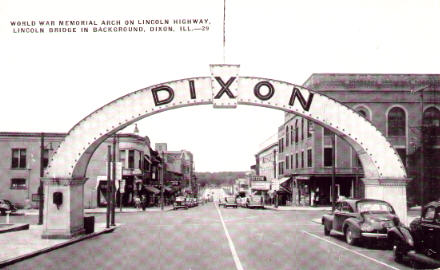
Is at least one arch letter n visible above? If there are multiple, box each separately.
[152,86,175,106]
[289,87,314,111]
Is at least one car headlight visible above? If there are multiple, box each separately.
[361,223,374,232]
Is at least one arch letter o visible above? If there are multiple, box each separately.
[254,81,275,101]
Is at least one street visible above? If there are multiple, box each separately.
[5,203,414,270]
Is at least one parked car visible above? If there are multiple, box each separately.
[321,198,397,246]
[218,198,225,207]
[224,196,238,208]
[173,196,188,210]
[237,197,249,208]
[388,201,440,268]
[0,199,17,215]
[246,195,264,209]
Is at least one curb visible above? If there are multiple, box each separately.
[0,226,117,268]
[0,223,29,234]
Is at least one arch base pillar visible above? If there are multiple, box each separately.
[41,177,88,239]
[361,178,411,225]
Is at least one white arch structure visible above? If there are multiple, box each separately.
[42,65,409,239]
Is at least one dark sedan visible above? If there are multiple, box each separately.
[322,198,397,246]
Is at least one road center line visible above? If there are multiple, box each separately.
[302,230,401,270]
[215,204,244,270]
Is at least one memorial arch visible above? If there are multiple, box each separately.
[42,65,409,238]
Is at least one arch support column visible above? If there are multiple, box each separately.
[41,177,88,239]
[362,178,411,225]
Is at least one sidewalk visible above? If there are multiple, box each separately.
[0,223,118,267]
[265,205,332,211]
[17,206,174,216]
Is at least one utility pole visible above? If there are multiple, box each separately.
[160,151,164,211]
[106,145,111,229]
[331,133,336,212]
[38,133,45,225]
[111,135,116,226]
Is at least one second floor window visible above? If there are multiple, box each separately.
[120,150,126,167]
[43,149,49,168]
[324,147,333,167]
[307,149,312,167]
[128,150,135,169]
[11,149,26,169]
[11,178,27,190]
[388,107,406,136]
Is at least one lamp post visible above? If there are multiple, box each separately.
[38,133,53,225]
[331,133,336,212]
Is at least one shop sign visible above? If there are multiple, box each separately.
[251,181,270,190]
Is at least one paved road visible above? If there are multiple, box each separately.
[5,203,414,270]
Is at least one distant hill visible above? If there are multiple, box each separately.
[195,171,249,187]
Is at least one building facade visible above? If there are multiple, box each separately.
[0,131,196,208]
[276,74,440,206]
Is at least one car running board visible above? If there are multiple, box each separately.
[330,230,344,236]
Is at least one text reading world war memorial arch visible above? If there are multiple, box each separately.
[42,65,409,239]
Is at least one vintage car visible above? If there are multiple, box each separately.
[246,195,264,209]
[237,197,249,208]
[321,198,397,246]
[0,199,17,215]
[224,196,238,208]
[173,196,188,210]
[388,201,440,268]
[218,198,225,207]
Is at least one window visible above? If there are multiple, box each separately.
[307,120,312,138]
[290,154,294,170]
[396,148,406,167]
[119,150,126,168]
[291,126,294,145]
[301,151,304,168]
[301,119,304,141]
[285,156,289,170]
[324,147,333,167]
[388,107,406,136]
[285,126,289,146]
[11,149,26,169]
[295,121,299,143]
[43,149,49,168]
[128,150,135,169]
[324,127,333,136]
[307,149,312,167]
[358,109,367,118]
[423,206,436,221]
[424,107,440,136]
[10,178,26,190]
[295,153,299,168]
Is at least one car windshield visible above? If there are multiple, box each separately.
[357,201,393,213]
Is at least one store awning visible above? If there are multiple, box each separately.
[295,176,310,181]
[279,177,291,185]
[144,185,160,194]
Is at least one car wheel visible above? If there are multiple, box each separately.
[345,227,358,246]
[324,223,330,236]
[0,210,5,216]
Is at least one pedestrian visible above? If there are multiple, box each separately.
[141,195,146,211]
[134,195,141,209]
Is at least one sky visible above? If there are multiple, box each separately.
[1,0,440,172]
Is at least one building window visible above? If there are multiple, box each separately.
[301,119,304,141]
[324,147,333,167]
[295,153,299,168]
[295,120,299,143]
[388,107,406,136]
[10,178,27,190]
[290,154,294,169]
[43,149,49,168]
[120,150,126,168]
[324,127,333,136]
[358,109,367,118]
[300,151,304,168]
[128,150,135,169]
[307,149,312,167]
[307,120,312,138]
[291,126,294,145]
[285,156,289,170]
[424,107,440,136]
[396,148,406,167]
[286,126,289,146]
[11,149,26,169]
